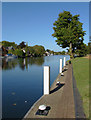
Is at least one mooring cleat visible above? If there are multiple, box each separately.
[61,73,64,76]
[56,81,60,85]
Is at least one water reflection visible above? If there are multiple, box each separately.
[2,55,70,118]
[2,58,18,70]
[2,57,44,70]
[30,57,44,66]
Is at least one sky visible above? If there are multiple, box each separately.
[2,2,89,52]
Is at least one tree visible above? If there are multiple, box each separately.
[18,41,26,49]
[88,42,91,54]
[46,49,50,52]
[8,49,15,54]
[2,41,17,48]
[61,50,65,55]
[14,49,24,57]
[52,11,86,58]
[33,45,45,57]
[75,43,88,56]
[28,46,35,55]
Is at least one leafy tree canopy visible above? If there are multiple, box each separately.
[52,11,86,58]
[2,41,17,48]
[18,41,26,49]
[33,45,45,56]
[75,43,88,56]
[88,42,91,54]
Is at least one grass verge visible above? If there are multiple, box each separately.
[72,57,89,118]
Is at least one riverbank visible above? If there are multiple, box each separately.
[24,64,76,118]
[72,57,89,118]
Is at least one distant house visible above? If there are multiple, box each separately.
[22,49,26,53]
[45,51,51,56]
[21,49,26,57]
[0,45,15,56]
[8,46,15,50]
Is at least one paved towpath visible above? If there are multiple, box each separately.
[24,63,76,118]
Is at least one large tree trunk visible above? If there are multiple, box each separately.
[69,43,74,59]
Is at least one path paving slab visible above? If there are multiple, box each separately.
[24,64,75,118]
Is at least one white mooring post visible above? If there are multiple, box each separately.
[60,59,62,73]
[44,66,50,95]
[64,57,66,67]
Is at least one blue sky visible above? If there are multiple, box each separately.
[2,2,89,52]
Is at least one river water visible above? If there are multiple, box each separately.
[2,55,70,118]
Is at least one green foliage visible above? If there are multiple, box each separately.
[18,41,26,49]
[52,11,86,58]
[75,43,88,56]
[87,42,91,54]
[20,45,45,57]
[28,46,35,55]
[46,49,54,54]
[2,41,17,48]
[46,49,50,52]
[1,40,46,57]
[14,49,23,57]
[54,51,61,55]
[8,49,15,54]
[24,47,30,57]
[46,49,66,55]
[33,45,45,56]
[61,50,65,55]
[50,50,54,54]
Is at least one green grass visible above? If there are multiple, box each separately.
[72,57,89,118]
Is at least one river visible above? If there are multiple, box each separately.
[2,55,70,118]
